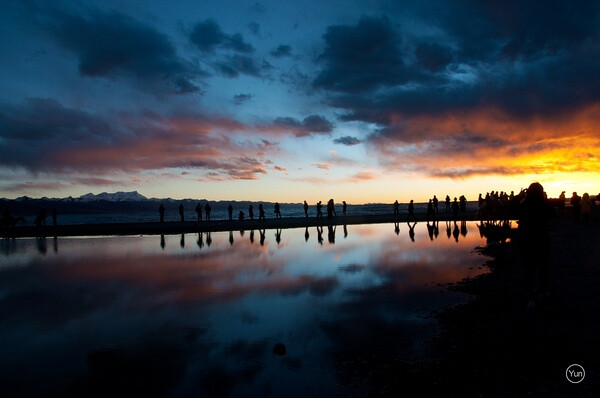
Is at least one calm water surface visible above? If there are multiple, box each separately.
[0,222,490,397]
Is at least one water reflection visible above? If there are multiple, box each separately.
[0,223,494,397]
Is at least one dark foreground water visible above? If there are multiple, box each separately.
[0,222,489,397]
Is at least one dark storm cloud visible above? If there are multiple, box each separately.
[333,136,361,146]
[38,5,201,95]
[189,19,254,54]
[313,16,411,93]
[270,44,292,57]
[215,55,262,78]
[233,93,253,105]
[273,115,334,137]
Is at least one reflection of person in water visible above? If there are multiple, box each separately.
[518,182,552,309]
[275,229,282,244]
[259,229,266,246]
[460,220,468,237]
[305,227,309,242]
[53,236,58,253]
[327,225,336,244]
[160,234,165,249]
[394,222,400,235]
[250,229,255,244]
[206,232,212,247]
[229,231,234,245]
[180,234,185,248]
[36,237,47,254]
[433,220,439,239]
[453,221,460,242]
[427,222,434,241]
[197,233,203,249]
[407,221,416,242]
[317,226,324,245]
[343,224,348,238]
[446,220,452,239]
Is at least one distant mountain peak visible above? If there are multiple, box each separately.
[77,191,148,202]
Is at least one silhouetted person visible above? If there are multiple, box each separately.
[239,210,245,220]
[206,232,212,246]
[570,192,581,224]
[180,234,185,248]
[228,204,233,221]
[478,193,484,208]
[327,225,336,244]
[394,222,400,235]
[326,199,334,219]
[445,195,451,213]
[195,203,203,221]
[274,202,281,219]
[178,204,184,222]
[558,191,566,202]
[51,208,57,226]
[459,195,467,213]
[343,224,348,238]
[452,197,460,218]
[34,208,47,227]
[303,200,309,218]
[433,195,439,213]
[160,234,165,249]
[317,226,324,245]
[249,204,254,220]
[259,229,266,246]
[342,201,347,215]
[446,220,452,239]
[53,236,58,253]
[426,199,435,222]
[275,229,282,244]
[393,200,399,215]
[205,202,212,221]
[36,237,47,254]
[229,230,234,245]
[434,220,439,239]
[316,201,323,219]
[159,203,165,223]
[197,233,204,249]
[250,229,255,244]
[407,200,415,221]
[581,193,591,226]
[407,221,416,242]
[518,182,552,308]
[258,203,266,220]
[305,226,309,242]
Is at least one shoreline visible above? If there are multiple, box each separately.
[4,212,482,238]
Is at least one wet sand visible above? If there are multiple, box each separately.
[333,211,600,397]
[4,212,479,238]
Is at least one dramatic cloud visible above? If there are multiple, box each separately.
[38,4,201,95]
[189,19,254,54]
[270,44,292,57]
[273,115,334,137]
[333,136,361,146]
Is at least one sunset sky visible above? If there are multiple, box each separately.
[1,0,599,202]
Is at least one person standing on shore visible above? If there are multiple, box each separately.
[433,195,439,213]
[159,203,165,223]
[316,201,323,219]
[570,192,581,224]
[195,203,203,221]
[518,182,552,309]
[303,200,309,218]
[228,204,233,221]
[178,204,184,222]
[393,200,399,215]
[258,203,266,221]
[274,202,281,219]
[407,200,415,221]
[581,193,592,226]
[51,208,57,227]
[342,201,347,215]
[427,199,435,222]
[452,197,460,218]
[205,202,211,221]
[445,195,451,213]
[249,204,254,220]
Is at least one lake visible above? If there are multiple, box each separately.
[0,221,491,397]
